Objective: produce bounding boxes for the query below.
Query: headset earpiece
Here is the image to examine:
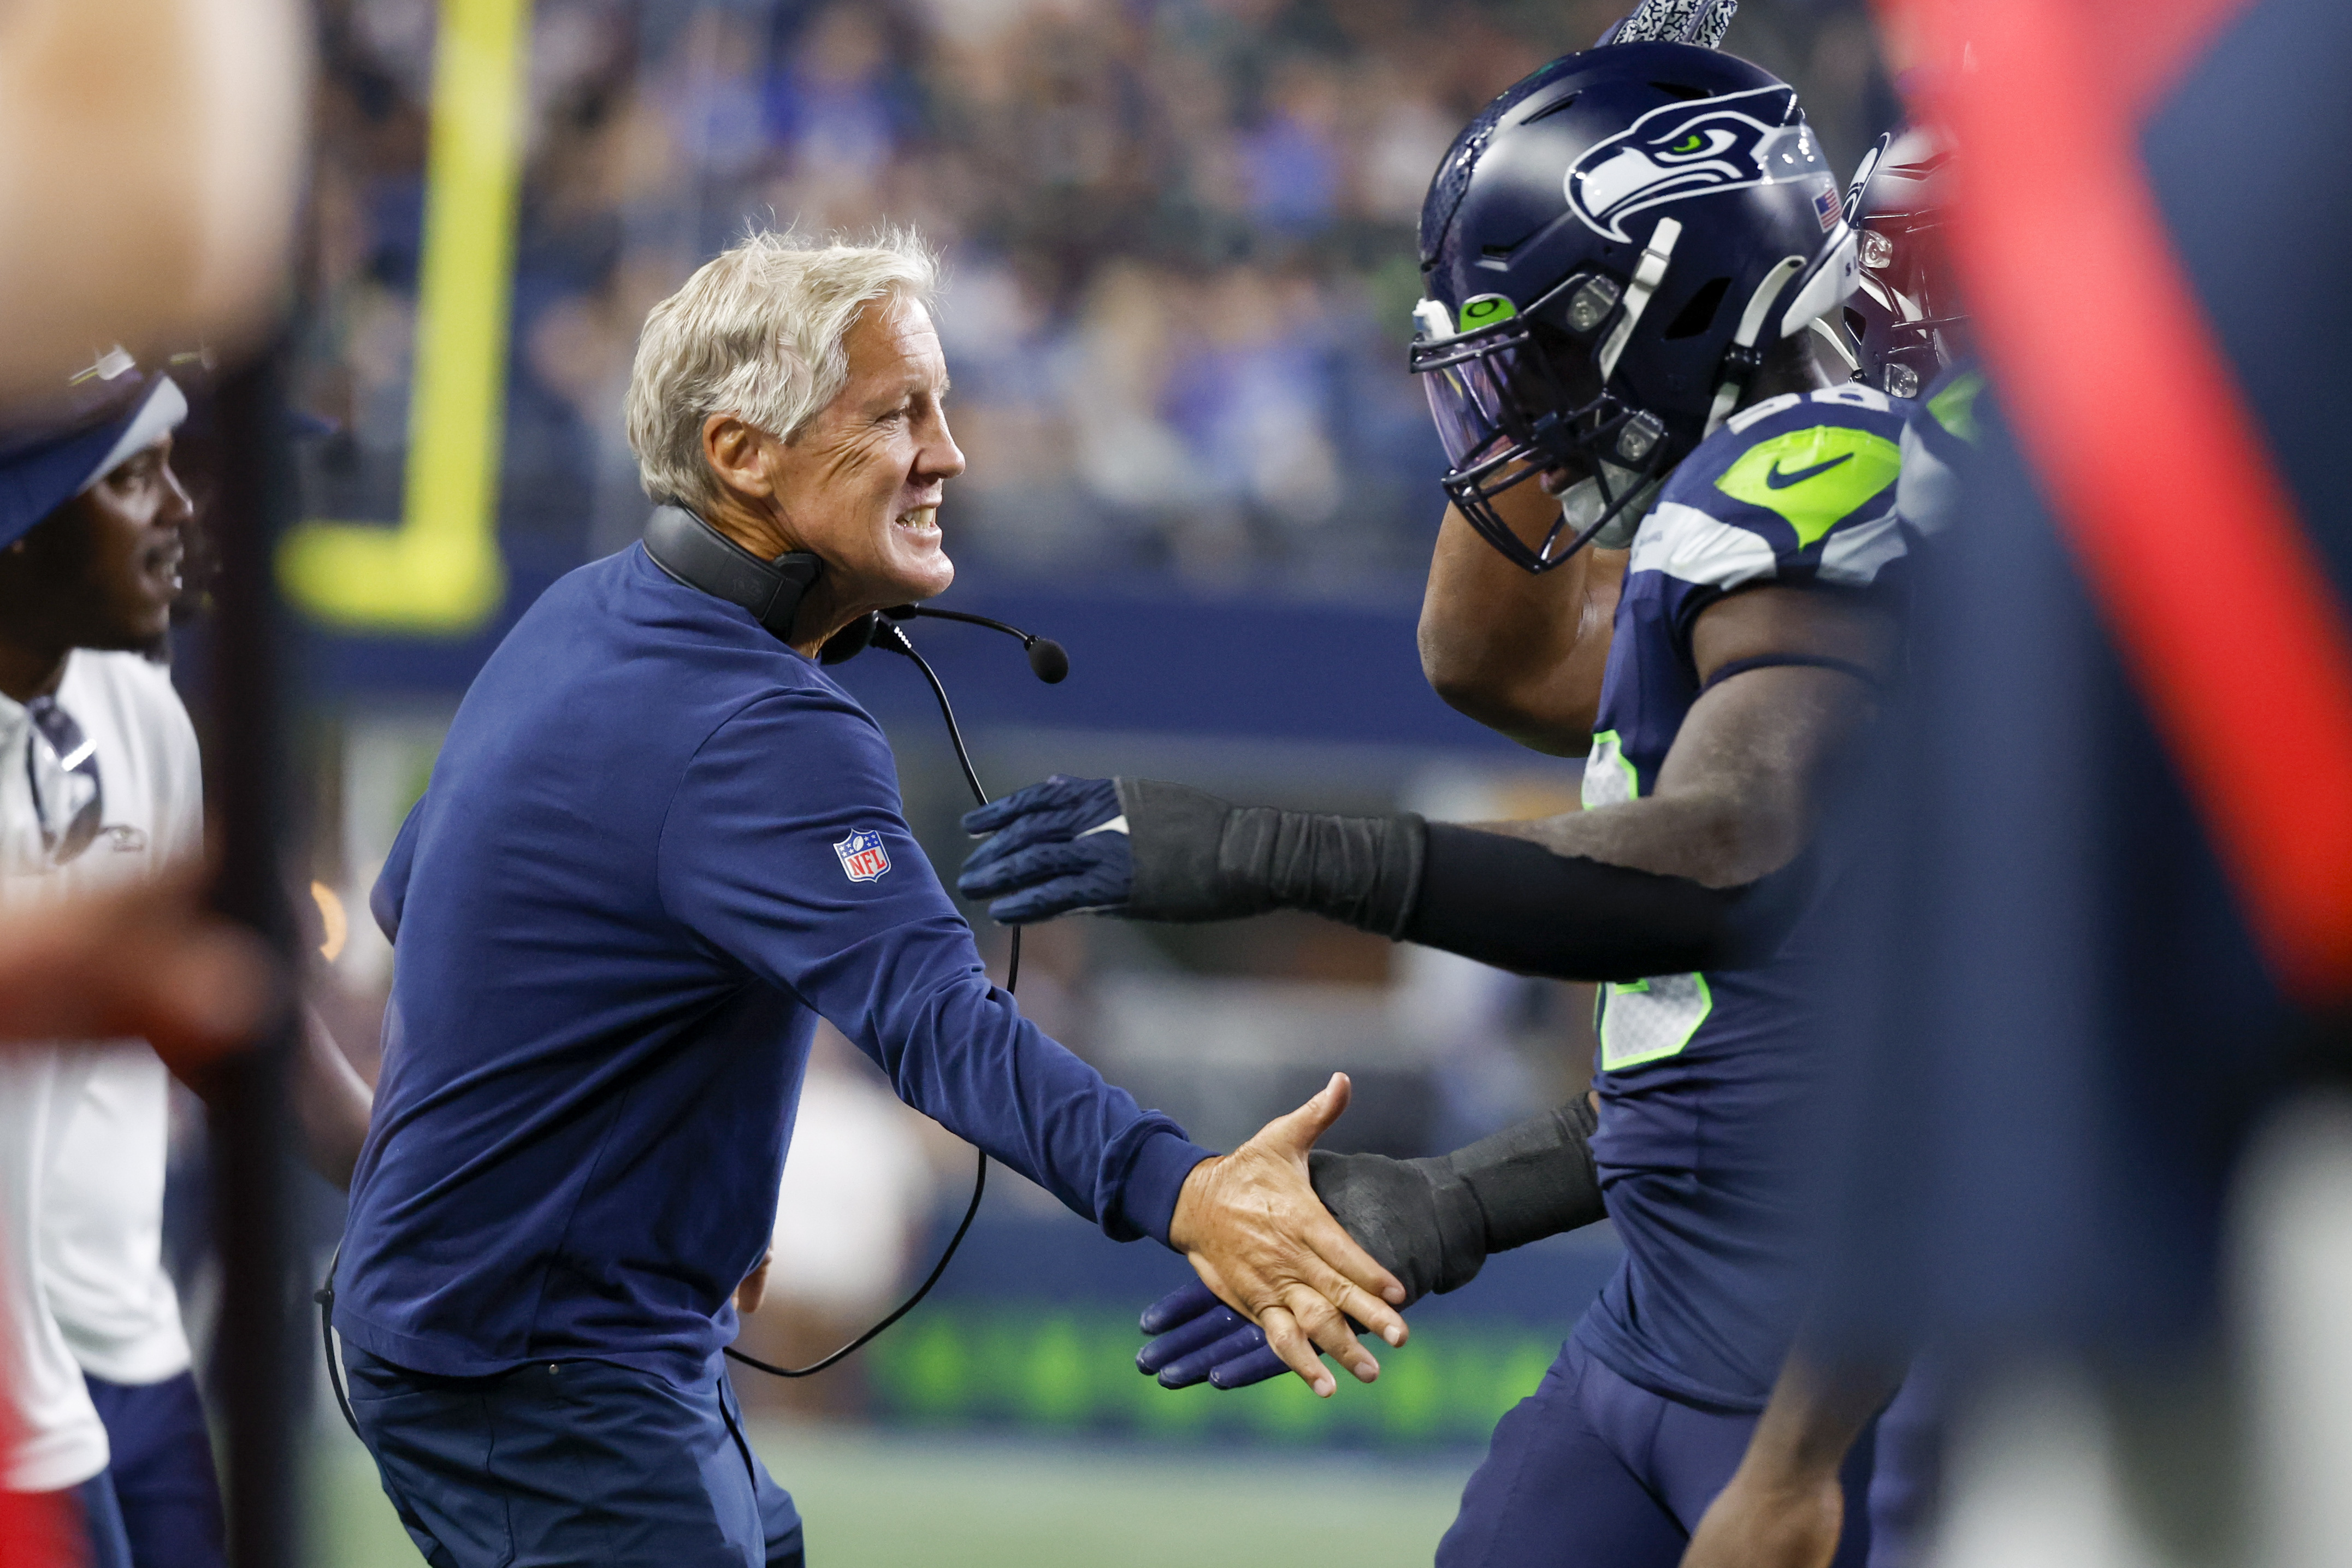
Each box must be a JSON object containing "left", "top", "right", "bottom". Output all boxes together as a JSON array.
[{"left": 641, "top": 504, "right": 826, "bottom": 644}]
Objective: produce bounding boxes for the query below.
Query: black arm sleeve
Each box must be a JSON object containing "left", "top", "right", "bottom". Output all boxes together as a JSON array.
[
  {"left": 1402, "top": 821, "right": 1809, "bottom": 983},
  {"left": 1117, "top": 777, "right": 1427, "bottom": 931},
  {"left": 1437, "top": 1093, "right": 1604, "bottom": 1259},
  {"left": 1307, "top": 1095, "right": 1607, "bottom": 1304},
  {"left": 1113, "top": 779, "right": 1805, "bottom": 980}
]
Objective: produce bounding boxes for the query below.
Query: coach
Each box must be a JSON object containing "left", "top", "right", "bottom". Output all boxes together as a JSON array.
[{"left": 333, "top": 229, "right": 1405, "bottom": 1568}]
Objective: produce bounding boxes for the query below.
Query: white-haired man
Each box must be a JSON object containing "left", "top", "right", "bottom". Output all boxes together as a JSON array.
[{"left": 332, "top": 230, "right": 1409, "bottom": 1568}]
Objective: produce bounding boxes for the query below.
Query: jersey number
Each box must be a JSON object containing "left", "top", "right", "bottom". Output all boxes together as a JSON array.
[{"left": 1584, "top": 731, "right": 1714, "bottom": 1070}]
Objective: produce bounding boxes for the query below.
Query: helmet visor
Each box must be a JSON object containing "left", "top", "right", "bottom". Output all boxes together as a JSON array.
[
  {"left": 1421, "top": 347, "right": 1520, "bottom": 473},
  {"left": 1410, "top": 323, "right": 1669, "bottom": 575}
]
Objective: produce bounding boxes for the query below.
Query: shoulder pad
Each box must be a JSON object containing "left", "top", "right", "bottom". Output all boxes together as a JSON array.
[
  {"left": 1638, "top": 387, "right": 1911, "bottom": 590},
  {"left": 1711, "top": 422, "right": 1903, "bottom": 549}
]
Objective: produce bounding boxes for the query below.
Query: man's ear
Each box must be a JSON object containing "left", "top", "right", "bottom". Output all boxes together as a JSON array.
[{"left": 700, "top": 413, "right": 776, "bottom": 502}]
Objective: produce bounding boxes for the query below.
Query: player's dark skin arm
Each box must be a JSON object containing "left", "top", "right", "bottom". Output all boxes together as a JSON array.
[
  {"left": 961, "top": 587, "right": 1898, "bottom": 970},
  {"left": 1681, "top": 1351, "right": 1907, "bottom": 1568},
  {"left": 1418, "top": 480, "right": 1627, "bottom": 758},
  {"left": 1475, "top": 584, "right": 1899, "bottom": 887}
]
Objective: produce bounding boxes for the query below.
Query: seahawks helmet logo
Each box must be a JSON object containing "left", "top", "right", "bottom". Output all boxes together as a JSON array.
[{"left": 1565, "top": 86, "right": 1822, "bottom": 243}]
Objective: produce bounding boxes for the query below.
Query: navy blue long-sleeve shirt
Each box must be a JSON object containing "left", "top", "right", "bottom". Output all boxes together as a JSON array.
[{"left": 335, "top": 545, "right": 1212, "bottom": 1386}]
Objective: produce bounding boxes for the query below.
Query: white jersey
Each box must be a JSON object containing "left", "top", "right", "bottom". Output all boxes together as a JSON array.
[{"left": 0, "top": 649, "right": 200, "bottom": 1490}]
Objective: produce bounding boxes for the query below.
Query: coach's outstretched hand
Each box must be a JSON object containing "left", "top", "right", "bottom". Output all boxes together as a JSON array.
[{"left": 1165, "top": 1072, "right": 1409, "bottom": 1397}]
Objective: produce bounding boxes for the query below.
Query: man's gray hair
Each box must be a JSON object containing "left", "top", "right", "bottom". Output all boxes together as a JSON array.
[{"left": 625, "top": 228, "right": 941, "bottom": 510}]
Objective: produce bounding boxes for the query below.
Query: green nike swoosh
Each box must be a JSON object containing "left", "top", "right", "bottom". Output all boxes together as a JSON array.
[{"left": 1764, "top": 452, "right": 1855, "bottom": 489}]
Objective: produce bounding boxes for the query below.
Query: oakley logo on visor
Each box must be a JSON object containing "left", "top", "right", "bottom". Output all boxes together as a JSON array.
[{"left": 1565, "top": 86, "right": 1820, "bottom": 244}]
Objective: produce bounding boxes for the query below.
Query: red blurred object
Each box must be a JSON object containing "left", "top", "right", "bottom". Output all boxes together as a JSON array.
[
  {"left": 0, "top": 1482, "right": 82, "bottom": 1568},
  {"left": 1884, "top": 0, "right": 2352, "bottom": 1003},
  {"left": 0, "top": 1289, "right": 79, "bottom": 1568}
]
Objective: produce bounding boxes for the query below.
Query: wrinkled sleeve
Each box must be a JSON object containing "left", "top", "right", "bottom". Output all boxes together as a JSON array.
[{"left": 655, "top": 687, "right": 1211, "bottom": 1245}]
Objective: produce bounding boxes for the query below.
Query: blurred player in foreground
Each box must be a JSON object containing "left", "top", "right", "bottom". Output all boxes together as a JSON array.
[
  {"left": 961, "top": 15, "right": 1930, "bottom": 1564},
  {"left": 0, "top": 880, "right": 266, "bottom": 1060},
  {"left": 0, "top": 0, "right": 302, "bottom": 400},
  {"left": 332, "top": 230, "right": 1405, "bottom": 1568},
  {"left": 1680, "top": 120, "right": 1975, "bottom": 1568},
  {"left": 1814, "top": 2, "right": 2352, "bottom": 1564},
  {"left": 1698, "top": 1, "right": 2352, "bottom": 1563}
]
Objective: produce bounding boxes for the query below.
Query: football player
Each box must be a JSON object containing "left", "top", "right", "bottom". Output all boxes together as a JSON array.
[{"left": 959, "top": 31, "right": 1916, "bottom": 1567}]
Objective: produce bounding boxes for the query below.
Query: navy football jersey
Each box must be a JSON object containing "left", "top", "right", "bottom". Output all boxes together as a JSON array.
[{"left": 1571, "top": 383, "right": 1914, "bottom": 1411}]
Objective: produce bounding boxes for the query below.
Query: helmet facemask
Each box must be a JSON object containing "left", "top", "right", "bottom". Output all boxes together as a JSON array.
[
  {"left": 1410, "top": 269, "right": 1673, "bottom": 575},
  {"left": 1852, "top": 206, "right": 1967, "bottom": 397},
  {"left": 1843, "top": 129, "right": 1968, "bottom": 397}
]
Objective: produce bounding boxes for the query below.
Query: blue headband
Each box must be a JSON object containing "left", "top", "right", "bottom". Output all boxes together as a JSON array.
[{"left": 0, "top": 372, "right": 188, "bottom": 551}]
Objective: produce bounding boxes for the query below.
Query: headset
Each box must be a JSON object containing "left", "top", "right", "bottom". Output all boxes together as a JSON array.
[{"left": 318, "top": 504, "right": 1069, "bottom": 1434}]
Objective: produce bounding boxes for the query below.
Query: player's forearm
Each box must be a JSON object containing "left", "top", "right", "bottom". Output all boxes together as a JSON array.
[
  {"left": 1429, "top": 1094, "right": 1608, "bottom": 1258},
  {"left": 1419, "top": 503, "right": 1623, "bottom": 756},
  {"left": 1474, "top": 786, "right": 1806, "bottom": 890},
  {"left": 1098, "top": 782, "right": 1799, "bottom": 980},
  {"left": 1300, "top": 1094, "right": 1605, "bottom": 1305},
  {"left": 959, "top": 776, "right": 1810, "bottom": 979}
]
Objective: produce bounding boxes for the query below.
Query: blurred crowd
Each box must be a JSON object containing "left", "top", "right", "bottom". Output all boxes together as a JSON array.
[{"left": 298, "top": 0, "right": 1888, "bottom": 590}]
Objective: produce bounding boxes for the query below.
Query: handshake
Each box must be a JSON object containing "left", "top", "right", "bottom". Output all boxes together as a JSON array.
[
  {"left": 1154, "top": 1082, "right": 1605, "bottom": 1395},
  {"left": 962, "top": 772, "right": 1613, "bottom": 1396}
]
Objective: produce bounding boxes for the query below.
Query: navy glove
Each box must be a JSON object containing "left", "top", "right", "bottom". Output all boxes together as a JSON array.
[
  {"left": 959, "top": 775, "right": 1133, "bottom": 924},
  {"left": 964, "top": 776, "right": 1425, "bottom": 933},
  {"left": 1134, "top": 1279, "right": 1292, "bottom": 1389}
]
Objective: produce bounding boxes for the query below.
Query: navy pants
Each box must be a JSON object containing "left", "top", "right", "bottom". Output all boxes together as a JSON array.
[
  {"left": 345, "top": 1348, "right": 805, "bottom": 1568},
  {"left": 1437, "top": 1339, "right": 1876, "bottom": 1568},
  {"left": 85, "top": 1370, "right": 226, "bottom": 1568}
]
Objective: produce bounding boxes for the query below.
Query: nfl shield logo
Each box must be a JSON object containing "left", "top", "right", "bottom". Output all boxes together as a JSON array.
[{"left": 834, "top": 829, "right": 891, "bottom": 883}]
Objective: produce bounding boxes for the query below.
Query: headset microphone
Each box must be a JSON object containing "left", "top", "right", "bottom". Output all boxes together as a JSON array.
[{"left": 883, "top": 605, "right": 1069, "bottom": 685}]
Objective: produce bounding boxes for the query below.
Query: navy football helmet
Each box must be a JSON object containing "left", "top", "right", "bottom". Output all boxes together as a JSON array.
[
  {"left": 1411, "top": 43, "right": 1858, "bottom": 572},
  {"left": 1841, "top": 126, "right": 1967, "bottom": 398}
]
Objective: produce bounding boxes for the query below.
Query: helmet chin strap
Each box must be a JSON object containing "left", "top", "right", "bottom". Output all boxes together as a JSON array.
[
  {"left": 1703, "top": 254, "right": 1807, "bottom": 436},
  {"left": 1567, "top": 461, "right": 1663, "bottom": 553}
]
